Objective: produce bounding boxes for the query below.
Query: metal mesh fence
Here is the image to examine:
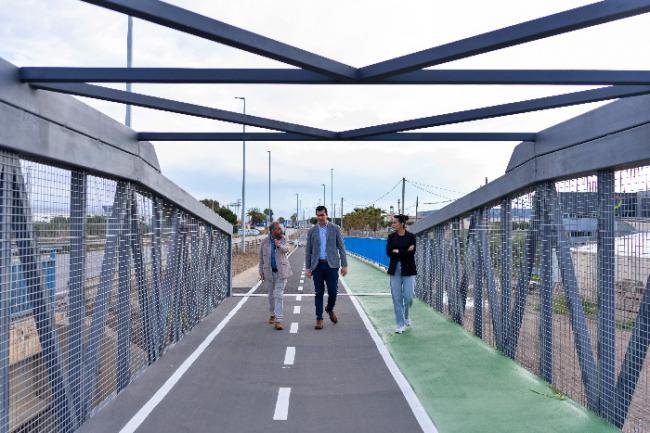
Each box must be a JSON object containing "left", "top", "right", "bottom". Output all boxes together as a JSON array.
[
  {"left": 415, "top": 167, "right": 650, "bottom": 433},
  {"left": 0, "top": 150, "right": 231, "bottom": 432}
]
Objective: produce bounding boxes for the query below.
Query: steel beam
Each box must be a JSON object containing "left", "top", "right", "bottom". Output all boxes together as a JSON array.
[
  {"left": 473, "top": 211, "right": 483, "bottom": 339},
  {"left": 78, "top": 0, "right": 356, "bottom": 79},
  {"left": 82, "top": 181, "right": 128, "bottom": 418},
  {"left": 30, "top": 82, "right": 336, "bottom": 138},
  {"left": 116, "top": 187, "right": 132, "bottom": 393},
  {"left": 68, "top": 171, "right": 86, "bottom": 424},
  {"left": 547, "top": 184, "right": 599, "bottom": 411},
  {"left": 505, "top": 190, "right": 540, "bottom": 359},
  {"left": 137, "top": 132, "right": 536, "bottom": 142},
  {"left": 359, "top": 0, "right": 650, "bottom": 79},
  {"left": 500, "top": 198, "right": 512, "bottom": 356},
  {"left": 150, "top": 197, "right": 163, "bottom": 357},
  {"left": 613, "top": 275, "right": 650, "bottom": 427},
  {"left": 479, "top": 209, "right": 503, "bottom": 351},
  {"left": 539, "top": 185, "right": 553, "bottom": 383},
  {"left": 597, "top": 171, "right": 616, "bottom": 422},
  {"left": 339, "top": 85, "right": 650, "bottom": 139},
  {"left": 12, "top": 163, "right": 76, "bottom": 431},
  {"left": 22, "top": 67, "right": 650, "bottom": 85}
]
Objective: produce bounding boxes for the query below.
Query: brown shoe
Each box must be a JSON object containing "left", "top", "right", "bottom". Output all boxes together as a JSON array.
[
  {"left": 274, "top": 321, "right": 284, "bottom": 330},
  {"left": 314, "top": 319, "right": 324, "bottom": 330},
  {"left": 326, "top": 309, "right": 338, "bottom": 324},
  {"left": 268, "top": 315, "right": 275, "bottom": 324}
]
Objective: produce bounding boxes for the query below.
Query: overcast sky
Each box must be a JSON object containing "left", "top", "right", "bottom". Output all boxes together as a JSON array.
[{"left": 3, "top": 0, "right": 650, "bottom": 220}]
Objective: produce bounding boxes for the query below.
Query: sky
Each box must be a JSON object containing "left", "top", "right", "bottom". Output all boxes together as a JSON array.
[{"left": 3, "top": 0, "right": 650, "bottom": 221}]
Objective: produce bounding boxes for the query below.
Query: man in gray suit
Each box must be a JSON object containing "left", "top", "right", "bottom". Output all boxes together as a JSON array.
[{"left": 305, "top": 206, "right": 348, "bottom": 329}]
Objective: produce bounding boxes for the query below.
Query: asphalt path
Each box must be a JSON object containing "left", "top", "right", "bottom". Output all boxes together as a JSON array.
[{"left": 79, "top": 246, "right": 423, "bottom": 433}]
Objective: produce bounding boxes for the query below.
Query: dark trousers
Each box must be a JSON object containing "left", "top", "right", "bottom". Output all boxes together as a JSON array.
[{"left": 313, "top": 261, "right": 339, "bottom": 320}]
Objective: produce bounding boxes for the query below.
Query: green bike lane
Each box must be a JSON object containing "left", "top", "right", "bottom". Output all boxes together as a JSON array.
[{"left": 342, "top": 256, "right": 620, "bottom": 433}]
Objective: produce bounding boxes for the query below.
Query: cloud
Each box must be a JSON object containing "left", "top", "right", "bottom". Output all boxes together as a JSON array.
[{"left": 2, "top": 0, "right": 649, "bottom": 218}]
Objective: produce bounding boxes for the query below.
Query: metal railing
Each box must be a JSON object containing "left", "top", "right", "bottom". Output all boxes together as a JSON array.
[
  {"left": 411, "top": 95, "right": 650, "bottom": 433},
  {"left": 0, "top": 58, "right": 232, "bottom": 432}
]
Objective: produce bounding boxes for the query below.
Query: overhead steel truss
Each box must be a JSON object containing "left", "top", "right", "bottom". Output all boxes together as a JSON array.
[{"left": 24, "top": 0, "right": 650, "bottom": 143}]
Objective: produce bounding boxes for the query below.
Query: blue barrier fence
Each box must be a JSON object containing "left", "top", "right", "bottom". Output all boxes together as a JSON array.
[
  {"left": 343, "top": 237, "right": 388, "bottom": 269},
  {"left": 10, "top": 250, "right": 56, "bottom": 317}
]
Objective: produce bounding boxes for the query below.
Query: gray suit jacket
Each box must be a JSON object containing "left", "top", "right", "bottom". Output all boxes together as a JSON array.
[{"left": 305, "top": 222, "right": 348, "bottom": 271}]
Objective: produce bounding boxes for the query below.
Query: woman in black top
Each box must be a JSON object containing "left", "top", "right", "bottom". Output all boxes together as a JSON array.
[{"left": 386, "top": 214, "right": 417, "bottom": 333}]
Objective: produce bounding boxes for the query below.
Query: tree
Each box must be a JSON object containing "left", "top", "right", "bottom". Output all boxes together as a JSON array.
[
  {"left": 342, "top": 206, "right": 387, "bottom": 231},
  {"left": 247, "top": 208, "right": 266, "bottom": 226},
  {"left": 290, "top": 213, "right": 297, "bottom": 225},
  {"left": 263, "top": 208, "right": 274, "bottom": 220},
  {"left": 201, "top": 198, "right": 238, "bottom": 229}
]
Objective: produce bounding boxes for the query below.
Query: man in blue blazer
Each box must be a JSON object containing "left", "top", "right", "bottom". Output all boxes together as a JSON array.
[{"left": 305, "top": 206, "right": 348, "bottom": 329}]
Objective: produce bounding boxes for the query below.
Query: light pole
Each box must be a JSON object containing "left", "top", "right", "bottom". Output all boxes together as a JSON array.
[
  {"left": 267, "top": 150, "right": 271, "bottom": 227},
  {"left": 295, "top": 193, "right": 299, "bottom": 228},
  {"left": 235, "top": 96, "right": 246, "bottom": 252},
  {"left": 321, "top": 184, "right": 326, "bottom": 211},
  {"left": 330, "top": 168, "right": 334, "bottom": 219}
]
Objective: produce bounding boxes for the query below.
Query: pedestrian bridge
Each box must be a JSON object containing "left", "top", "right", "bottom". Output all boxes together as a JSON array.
[{"left": 2, "top": 1, "right": 650, "bottom": 432}]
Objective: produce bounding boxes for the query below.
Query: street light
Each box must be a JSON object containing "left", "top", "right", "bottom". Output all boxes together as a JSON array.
[
  {"left": 321, "top": 184, "right": 326, "bottom": 211},
  {"left": 267, "top": 150, "right": 271, "bottom": 227},
  {"left": 235, "top": 96, "right": 246, "bottom": 252}
]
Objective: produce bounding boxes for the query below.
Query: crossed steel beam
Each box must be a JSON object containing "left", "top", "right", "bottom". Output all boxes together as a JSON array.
[{"left": 26, "top": 0, "right": 650, "bottom": 142}]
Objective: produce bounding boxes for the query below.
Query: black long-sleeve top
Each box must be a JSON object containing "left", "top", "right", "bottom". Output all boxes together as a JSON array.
[{"left": 386, "top": 231, "right": 417, "bottom": 276}]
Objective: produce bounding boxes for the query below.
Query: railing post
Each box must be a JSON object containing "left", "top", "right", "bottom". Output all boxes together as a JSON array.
[
  {"left": 474, "top": 211, "right": 484, "bottom": 339},
  {"left": 116, "top": 185, "right": 133, "bottom": 393},
  {"left": 597, "top": 170, "right": 616, "bottom": 421},
  {"left": 150, "top": 197, "right": 163, "bottom": 357},
  {"left": 68, "top": 171, "right": 86, "bottom": 423},
  {"left": 539, "top": 184, "right": 553, "bottom": 383},
  {"left": 0, "top": 166, "right": 10, "bottom": 433},
  {"left": 501, "top": 198, "right": 512, "bottom": 350}
]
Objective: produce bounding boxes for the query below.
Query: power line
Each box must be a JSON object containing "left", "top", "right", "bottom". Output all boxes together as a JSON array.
[
  {"left": 405, "top": 179, "right": 464, "bottom": 195},
  {"left": 348, "top": 179, "right": 402, "bottom": 208},
  {"left": 407, "top": 181, "right": 455, "bottom": 200}
]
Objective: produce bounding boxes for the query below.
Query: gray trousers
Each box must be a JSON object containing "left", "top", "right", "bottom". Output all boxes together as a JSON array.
[{"left": 265, "top": 273, "right": 287, "bottom": 321}]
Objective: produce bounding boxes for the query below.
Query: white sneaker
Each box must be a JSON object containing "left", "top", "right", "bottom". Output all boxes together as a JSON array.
[
  {"left": 405, "top": 319, "right": 411, "bottom": 327},
  {"left": 395, "top": 325, "right": 405, "bottom": 334}
]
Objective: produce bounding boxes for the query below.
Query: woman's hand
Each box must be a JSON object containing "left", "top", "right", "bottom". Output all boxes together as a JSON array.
[
  {"left": 392, "top": 249, "right": 399, "bottom": 254},
  {"left": 407, "top": 245, "right": 415, "bottom": 252}
]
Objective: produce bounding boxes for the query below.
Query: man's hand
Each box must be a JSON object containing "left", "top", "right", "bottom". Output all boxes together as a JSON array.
[
  {"left": 305, "top": 270, "right": 312, "bottom": 278},
  {"left": 341, "top": 266, "right": 348, "bottom": 277},
  {"left": 407, "top": 245, "right": 415, "bottom": 252}
]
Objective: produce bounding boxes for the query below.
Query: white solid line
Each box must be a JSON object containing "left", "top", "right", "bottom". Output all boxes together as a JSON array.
[
  {"left": 289, "top": 322, "right": 299, "bottom": 334},
  {"left": 273, "top": 387, "right": 291, "bottom": 420},
  {"left": 298, "top": 286, "right": 303, "bottom": 291},
  {"left": 119, "top": 280, "right": 263, "bottom": 433},
  {"left": 296, "top": 294, "right": 302, "bottom": 301},
  {"left": 340, "top": 278, "right": 439, "bottom": 433},
  {"left": 293, "top": 305, "right": 301, "bottom": 314},
  {"left": 284, "top": 347, "right": 296, "bottom": 366}
]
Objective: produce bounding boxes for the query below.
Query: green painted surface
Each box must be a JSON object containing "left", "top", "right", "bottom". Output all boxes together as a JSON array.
[{"left": 343, "top": 257, "right": 620, "bottom": 433}]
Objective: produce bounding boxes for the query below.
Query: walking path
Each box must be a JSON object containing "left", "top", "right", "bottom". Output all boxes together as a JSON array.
[{"left": 79, "top": 247, "right": 427, "bottom": 433}]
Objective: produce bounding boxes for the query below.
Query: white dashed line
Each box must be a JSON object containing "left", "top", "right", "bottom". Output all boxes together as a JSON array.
[
  {"left": 289, "top": 322, "right": 299, "bottom": 333},
  {"left": 293, "top": 305, "right": 301, "bottom": 314},
  {"left": 298, "top": 286, "right": 303, "bottom": 291},
  {"left": 300, "top": 279, "right": 304, "bottom": 284},
  {"left": 283, "top": 347, "right": 296, "bottom": 366},
  {"left": 273, "top": 388, "right": 291, "bottom": 420},
  {"left": 296, "top": 294, "right": 302, "bottom": 301}
]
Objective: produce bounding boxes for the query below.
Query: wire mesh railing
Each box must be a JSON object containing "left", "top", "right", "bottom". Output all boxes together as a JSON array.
[{"left": 413, "top": 164, "right": 650, "bottom": 432}]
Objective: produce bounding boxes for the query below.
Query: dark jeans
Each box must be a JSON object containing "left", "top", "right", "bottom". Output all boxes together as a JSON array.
[{"left": 313, "top": 261, "right": 339, "bottom": 320}]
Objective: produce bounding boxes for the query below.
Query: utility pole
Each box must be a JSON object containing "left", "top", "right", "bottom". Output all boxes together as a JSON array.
[
  {"left": 415, "top": 195, "right": 419, "bottom": 222},
  {"left": 125, "top": 16, "right": 133, "bottom": 127},
  {"left": 296, "top": 193, "right": 299, "bottom": 228},
  {"left": 401, "top": 177, "right": 406, "bottom": 214},
  {"left": 398, "top": 199, "right": 401, "bottom": 215},
  {"left": 340, "top": 197, "right": 344, "bottom": 231},
  {"left": 331, "top": 168, "right": 334, "bottom": 219},
  {"left": 235, "top": 97, "right": 246, "bottom": 252},
  {"left": 321, "top": 184, "right": 326, "bottom": 211}
]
